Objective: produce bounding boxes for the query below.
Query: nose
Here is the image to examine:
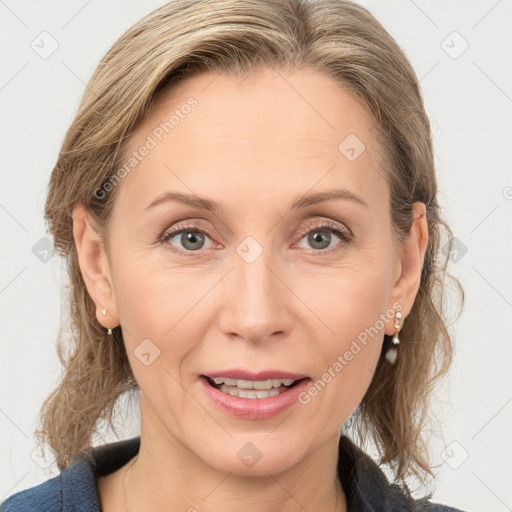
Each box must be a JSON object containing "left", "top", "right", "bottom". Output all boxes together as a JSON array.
[{"left": 216, "top": 242, "right": 294, "bottom": 344}]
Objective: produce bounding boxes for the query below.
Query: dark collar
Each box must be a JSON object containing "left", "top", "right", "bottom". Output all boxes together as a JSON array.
[{"left": 337, "top": 435, "right": 416, "bottom": 510}]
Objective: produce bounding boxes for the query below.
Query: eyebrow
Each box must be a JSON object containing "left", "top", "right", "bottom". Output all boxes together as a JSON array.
[
  {"left": 145, "top": 192, "right": 223, "bottom": 213},
  {"left": 144, "top": 188, "right": 368, "bottom": 213},
  {"left": 291, "top": 189, "right": 368, "bottom": 210}
]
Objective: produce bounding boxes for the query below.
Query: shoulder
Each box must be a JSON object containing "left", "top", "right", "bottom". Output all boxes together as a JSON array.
[
  {"left": 412, "top": 495, "right": 467, "bottom": 511},
  {"left": 338, "top": 435, "right": 468, "bottom": 512},
  {"left": 375, "top": 481, "right": 467, "bottom": 512},
  {"left": 0, "top": 473, "right": 62, "bottom": 512},
  {"left": 0, "top": 437, "right": 139, "bottom": 512},
  {"left": 371, "top": 475, "right": 467, "bottom": 512},
  {"left": 0, "top": 456, "right": 98, "bottom": 512}
]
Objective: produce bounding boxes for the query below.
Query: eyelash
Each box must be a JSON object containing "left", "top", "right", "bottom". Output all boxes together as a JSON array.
[{"left": 158, "top": 219, "right": 352, "bottom": 255}]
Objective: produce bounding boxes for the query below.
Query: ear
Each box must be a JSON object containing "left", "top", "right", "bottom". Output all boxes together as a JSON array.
[
  {"left": 385, "top": 201, "right": 428, "bottom": 335},
  {"left": 72, "top": 204, "right": 119, "bottom": 331}
]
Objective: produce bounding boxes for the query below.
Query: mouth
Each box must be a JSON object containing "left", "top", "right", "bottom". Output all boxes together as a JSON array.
[
  {"left": 203, "top": 375, "right": 306, "bottom": 399},
  {"left": 199, "top": 371, "right": 312, "bottom": 419}
]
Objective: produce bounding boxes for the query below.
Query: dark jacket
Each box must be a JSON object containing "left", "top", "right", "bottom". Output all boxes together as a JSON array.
[{"left": 0, "top": 435, "right": 465, "bottom": 511}]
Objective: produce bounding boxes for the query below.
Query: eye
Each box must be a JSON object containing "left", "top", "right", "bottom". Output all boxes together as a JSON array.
[
  {"left": 159, "top": 219, "right": 352, "bottom": 255},
  {"left": 159, "top": 223, "right": 216, "bottom": 253},
  {"left": 296, "top": 220, "right": 352, "bottom": 253}
]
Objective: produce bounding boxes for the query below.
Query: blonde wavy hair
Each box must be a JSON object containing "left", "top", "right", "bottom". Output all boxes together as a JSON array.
[{"left": 37, "top": 0, "right": 464, "bottom": 494}]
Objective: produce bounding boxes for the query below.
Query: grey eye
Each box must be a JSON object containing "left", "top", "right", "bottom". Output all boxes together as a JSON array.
[
  {"left": 307, "top": 229, "right": 333, "bottom": 250},
  {"left": 177, "top": 231, "right": 206, "bottom": 251}
]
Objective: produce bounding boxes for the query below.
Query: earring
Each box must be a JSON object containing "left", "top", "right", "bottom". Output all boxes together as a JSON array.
[
  {"left": 102, "top": 307, "right": 113, "bottom": 335},
  {"left": 385, "top": 311, "right": 402, "bottom": 364},
  {"left": 392, "top": 311, "right": 402, "bottom": 345}
]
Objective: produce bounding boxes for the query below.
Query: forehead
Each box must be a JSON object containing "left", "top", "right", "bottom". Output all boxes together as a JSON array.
[
  {"left": 115, "top": 67, "right": 387, "bottom": 213},
  {"left": 142, "top": 66, "right": 376, "bottom": 149}
]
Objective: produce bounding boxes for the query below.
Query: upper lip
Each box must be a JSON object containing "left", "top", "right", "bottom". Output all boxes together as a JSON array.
[{"left": 202, "top": 369, "right": 308, "bottom": 381}]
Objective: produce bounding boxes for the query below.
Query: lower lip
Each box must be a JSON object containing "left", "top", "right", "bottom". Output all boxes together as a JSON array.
[{"left": 200, "top": 376, "right": 311, "bottom": 420}]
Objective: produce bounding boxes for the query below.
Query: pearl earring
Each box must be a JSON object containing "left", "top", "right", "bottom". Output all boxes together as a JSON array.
[
  {"left": 385, "top": 311, "right": 402, "bottom": 364},
  {"left": 102, "top": 307, "right": 113, "bottom": 335}
]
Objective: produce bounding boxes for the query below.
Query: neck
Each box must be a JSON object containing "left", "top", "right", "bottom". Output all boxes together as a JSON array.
[{"left": 121, "top": 398, "right": 347, "bottom": 512}]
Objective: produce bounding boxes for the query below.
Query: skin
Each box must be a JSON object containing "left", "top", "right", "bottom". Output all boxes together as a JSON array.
[{"left": 72, "top": 66, "right": 428, "bottom": 512}]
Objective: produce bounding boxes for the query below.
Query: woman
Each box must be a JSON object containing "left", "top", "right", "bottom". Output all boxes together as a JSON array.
[{"left": 1, "top": 0, "right": 466, "bottom": 510}]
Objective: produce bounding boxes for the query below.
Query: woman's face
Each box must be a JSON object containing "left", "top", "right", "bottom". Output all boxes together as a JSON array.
[{"left": 81, "top": 67, "right": 424, "bottom": 476}]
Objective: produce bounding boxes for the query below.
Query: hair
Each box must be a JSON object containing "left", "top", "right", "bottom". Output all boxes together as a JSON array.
[{"left": 37, "top": 0, "right": 464, "bottom": 494}]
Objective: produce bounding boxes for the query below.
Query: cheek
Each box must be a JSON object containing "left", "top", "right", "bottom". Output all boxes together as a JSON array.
[
  {"left": 294, "top": 252, "right": 393, "bottom": 339},
  {"left": 292, "top": 257, "right": 392, "bottom": 408},
  {"left": 112, "top": 259, "right": 203, "bottom": 410},
  {"left": 111, "top": 252, "right": 218, "bottom": 363}
]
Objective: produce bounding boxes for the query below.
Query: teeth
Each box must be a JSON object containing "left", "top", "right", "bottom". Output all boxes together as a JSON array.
[
  {"left": 211, "top": 377, "right": 297, "bottom": 389},
  {"left": 219, "top": 384, "right": 283, "bottom": 399}
]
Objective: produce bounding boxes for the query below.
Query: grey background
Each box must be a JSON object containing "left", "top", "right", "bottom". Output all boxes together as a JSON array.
[{"left": 1, "top": 1, "right": 511, "bottom": 510}]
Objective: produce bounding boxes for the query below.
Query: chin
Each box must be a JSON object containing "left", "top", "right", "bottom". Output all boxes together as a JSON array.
[{"left": 199, "top": 438, "right": 304, "bottom": 477}]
